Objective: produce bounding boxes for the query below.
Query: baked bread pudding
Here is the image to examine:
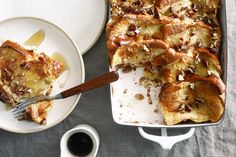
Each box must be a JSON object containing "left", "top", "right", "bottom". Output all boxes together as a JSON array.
[
  {"left": 107, "top": 0, "right": 225, "bottom": 125},
  {"left": 0, "top": 40, "right": 64, "bottom": 125}
]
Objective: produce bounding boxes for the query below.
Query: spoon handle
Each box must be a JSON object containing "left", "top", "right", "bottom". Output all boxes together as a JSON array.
[{"left": 60, "top": 71, "right": 119, "bottom": 98}]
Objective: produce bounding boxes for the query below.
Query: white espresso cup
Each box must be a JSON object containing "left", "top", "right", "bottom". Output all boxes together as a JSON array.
[{"left": 60, "top": 124, "right": 100, "bottom": 157}]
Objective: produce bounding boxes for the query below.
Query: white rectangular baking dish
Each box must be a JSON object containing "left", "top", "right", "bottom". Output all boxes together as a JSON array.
[{"left": 109, "top": 0, "right": 227, "bottom": 150}]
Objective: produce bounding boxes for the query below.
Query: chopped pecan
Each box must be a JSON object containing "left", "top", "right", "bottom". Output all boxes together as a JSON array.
[
  {"left": 20, "top": 62, "right": 31, "bottom": 70},
  {"left": 179, "top": 104, "right": 192, "bottom": 113}
]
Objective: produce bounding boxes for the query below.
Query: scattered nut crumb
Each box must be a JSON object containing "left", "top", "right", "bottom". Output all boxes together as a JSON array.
[
  {"left": 154, "top": 109, "right": 158, "bottom": 113},
  {"left": 135, "top": 94, "right": 144, "bottom": 100},
  {"left": 148, "top": 97, "right": 153, "bottom": 104},
  {"left": 122, "top": 66, "right": 133, "bottom": 73}
]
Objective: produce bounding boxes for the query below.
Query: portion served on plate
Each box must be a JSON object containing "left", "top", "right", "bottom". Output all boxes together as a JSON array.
[
  {"left": 107, "top": 0, "right": 225, "bottom": 125},
  {"left": 0, "top": 33, "right": 65, "bottom": 125}
]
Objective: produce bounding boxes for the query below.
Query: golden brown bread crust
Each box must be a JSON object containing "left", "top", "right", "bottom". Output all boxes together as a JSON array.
[
  {"left": 185, "top": 74, "right": 225, "bottom": 94},
  {"left": 107, "top": 14, "right": 167, "bottom": 66},
  {"left": 162, "top": 21, "right": 221, "bottom": 53},
  {"left": 110, "top": 39, "right": 169, "bottom": 68},
  {"left": 152, "top": 49, "right": 186, "bottom": 66},
  {"left": 159, "top": 80, "right": 224, "bottom": 125},
  {"left": 161, "top": 48, "right": 222, "bottom": 83}
]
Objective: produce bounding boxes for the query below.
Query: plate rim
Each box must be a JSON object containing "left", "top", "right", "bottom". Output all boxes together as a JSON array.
[
  {"left": 0, "top": 16, "right": 85, "bottom": 133},
  {"left": 80, "top": 0, "right": 107, "bottom": 55},
  {"left": 0, "top": 0, "right": 107, "bottom": 55}
]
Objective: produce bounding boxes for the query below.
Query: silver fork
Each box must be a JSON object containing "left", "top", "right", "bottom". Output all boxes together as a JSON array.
[{"left": 12, "top": 71, "right": 119, "bottom": 119}]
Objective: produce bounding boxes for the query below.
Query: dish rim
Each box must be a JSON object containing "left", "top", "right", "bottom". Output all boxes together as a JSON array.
[
  {"left": 108, "top": 0, "right": 228, "bottom": 128},
  {"left": 80, "top": 0, "right": 107, "bottom": 54}
]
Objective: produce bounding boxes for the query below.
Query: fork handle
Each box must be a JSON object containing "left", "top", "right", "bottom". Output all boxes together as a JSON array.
[{"left": 60, "top": 71, "right": 119, "bottom": 98}]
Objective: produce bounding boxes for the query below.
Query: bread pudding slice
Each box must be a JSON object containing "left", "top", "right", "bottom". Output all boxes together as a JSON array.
[
  {"left": 110, "top": 0, "right": 156, "bottom": 16},
  {"left": 156, "top": 0, "right": 219, "bottom": 25},
  {"left": 107, "top": 14, "right": 164, "bottom": 53},
  {"left": 107, "top": 14, "right": 167, "bottom": 67},
  {"left": 111, "top": 39, "right": 169, "bottom": 68},
  {"left": 161, "top": 48, "right": 222, "bottom": 83},
  {"left": 159, "top": 80, "right": 224, "bottom": 125},
  {"left": 163, "top": 21, "right": 221, "bottom": 53},
  {"left": 0, "top": 40, "right": 64, "bottom": 124}
]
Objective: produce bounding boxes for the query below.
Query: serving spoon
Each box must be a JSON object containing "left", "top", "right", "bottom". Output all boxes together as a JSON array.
[{"left": 12, "top": 71, "right": 119, "bottom": 118}]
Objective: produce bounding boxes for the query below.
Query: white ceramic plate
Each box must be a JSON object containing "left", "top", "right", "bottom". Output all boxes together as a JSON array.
[
  {"left": 0, "top": 0, "right": 107, "bottom": 54},
  {"left": 0, "top": 17, "right": 85, "bottom": 133}
]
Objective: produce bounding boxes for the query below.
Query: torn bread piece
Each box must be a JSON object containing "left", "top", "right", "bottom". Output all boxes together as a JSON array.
[
  {"left": 0, "top": 40, "right": 64, "bottom": 125},
  {"left": 22, "top": 101, "right": 52, "bottom": 125},
  {"left": 159, "top": 80, "right": 224, "bottom": 125}
]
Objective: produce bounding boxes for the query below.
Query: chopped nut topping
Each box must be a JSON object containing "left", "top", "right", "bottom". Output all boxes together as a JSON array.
[
  {"left": 20, "top": 62, "right": 30, "bottom": 70},
  {"left": 180, "top": 15, "right": 185, "bottom": 20},
  {"left": 139, "top": 76, "right": 147, "bottom": 85},
  {"left": 179, "top": 104, "right": 185, "bottom": 113},
  {"left": 128, "top": 24, "right": 136, "bottom": 32},
  {"left": 209, "top": 43, "right": 215, "bottom": 48},
  {"left": 195, "top": 97, "right": 205, "bottom": 108},
  {"left": 135, "top": 93, "right": 144, "bottom": 100},
  {"left": 126, "top": 31, "right": 136, "bottom": 36},
  {"left": 194, "top": 54, "right": 201, "bottom": 64},
  {"left": 177, "top": 74, "right": 185, "bottom": 81},
  {"left": 179, "top": 104, "right": 192, "bottom": 113},
  {"left": 195, "top": 97, "right": 205, "bottom": 103},
  {"left": 189, "top": 83, "right": 195, "bottom": 89},
  {"left": 126, "top": 24, "right": 140, "bottom": 36},
  {"left": 185, "top": 104, "right": 192, "bottom": 112},
  {"left": 185, "top": 68, "right": 195, "bottom": 74},
  {"left": 154, "top": 79, "right": 162, "bottom": 87},
  {"left": 132, "top": 0, "right": 144, "bottom": 8},
  {"left": 201, "top": 59, "right": 209, "bottom": 68},
  {"left": 143, "top": 45, "right": 150, "bottom": 52},
  {"left": 122, "top": 66, "right": 133, "bottom": 73},
  {"left": 207, "top": 70, "right": 216, "bottom": 76}
]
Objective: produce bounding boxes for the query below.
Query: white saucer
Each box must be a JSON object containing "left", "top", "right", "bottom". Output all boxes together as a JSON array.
[
  {"left": 0, "top": 0, "right": 107, "bottom": 54},
  {"left": 0, "top": 17, "right": 85, "bottom": 133}
]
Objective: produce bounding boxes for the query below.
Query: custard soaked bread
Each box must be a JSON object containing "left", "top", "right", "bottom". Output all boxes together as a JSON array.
[
  {"left": 107, "top": 0, "right": 225, "bottom": 125},
  {"left": 107, "top": 14, "right": 221, "bottom": 68},
  {"left": 0, "top": 40, "right": 64, "bottom": 124},
  {"left": 159, "top": 79, "right": 224, "bottom": 125}
]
